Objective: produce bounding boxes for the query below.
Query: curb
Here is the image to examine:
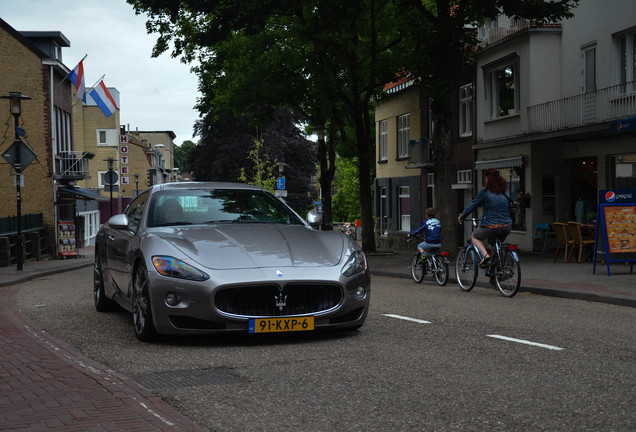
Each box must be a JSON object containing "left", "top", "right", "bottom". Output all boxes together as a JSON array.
[
  {"left": 0, "top": 261, "right": 93, "bottom": 288},
  {"left": 368, "top": 269, "right": 636, "bottom": 308}
]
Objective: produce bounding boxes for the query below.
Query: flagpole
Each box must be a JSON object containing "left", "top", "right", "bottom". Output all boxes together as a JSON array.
[
  {"left": 88, "top": 74, "right": 106, "bottom": 89},
  {"left": 55, "top": 54, "right": 88, "bottom": 91},
  {"left": 71, "top": 74, "right": 105, "bottom": 108}
]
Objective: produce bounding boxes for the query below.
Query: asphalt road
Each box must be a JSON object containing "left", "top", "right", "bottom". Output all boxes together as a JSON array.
[{"left": 14, "top": 269, "right": 636, "bottom": 431}]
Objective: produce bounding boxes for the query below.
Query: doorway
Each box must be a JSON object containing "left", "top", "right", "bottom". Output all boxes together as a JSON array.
[{"left": 570, "top": 157, "right": 597, "bottom": 223}]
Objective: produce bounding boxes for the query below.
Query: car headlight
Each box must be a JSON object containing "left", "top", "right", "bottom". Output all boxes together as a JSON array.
[
  {"left": 341, "top": 250, "right": 367, "bottom": 277},
  {"left": 152, "top": 256, "right": 209, "bottom": 281}
]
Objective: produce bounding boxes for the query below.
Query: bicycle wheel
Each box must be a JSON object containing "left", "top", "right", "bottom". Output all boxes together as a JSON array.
[
  {"left": 455, "top": 247, "right": 477, "bottom": 291},
  {"left": 495, "top": 248, "right": 521, "bottom": 297},
  {"left": 433, "top": 255, "right": 449, "bottom": 286},
  {"left": 411, "top": 254, "right": 425, "bottom": 283}
]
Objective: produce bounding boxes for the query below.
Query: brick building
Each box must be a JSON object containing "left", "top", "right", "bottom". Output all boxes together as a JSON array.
[{"left": 0, "top": 18, "right": 78, "bottom": 263}]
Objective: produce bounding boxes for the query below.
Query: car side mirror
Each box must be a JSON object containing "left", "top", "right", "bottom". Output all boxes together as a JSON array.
[
  {"left": 306, "top": 211, "right": 322, "bottom": 228},
  {"left": 107, "top": 214, "right": 129, "bottom": 230}
]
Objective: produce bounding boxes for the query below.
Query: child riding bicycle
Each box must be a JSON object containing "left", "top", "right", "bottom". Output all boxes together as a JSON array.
[{"left": 407, "top": 207, "right": 442, "bottom": 262}]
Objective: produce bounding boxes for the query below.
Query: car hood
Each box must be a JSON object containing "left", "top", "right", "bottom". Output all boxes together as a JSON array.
[{"left": 149, "top": 224, "right": 346, "bottom": 270}]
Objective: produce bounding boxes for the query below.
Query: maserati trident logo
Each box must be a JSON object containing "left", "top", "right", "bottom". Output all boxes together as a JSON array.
[{"left": 274, "top": 286, "right": 287, "bottom": 311}]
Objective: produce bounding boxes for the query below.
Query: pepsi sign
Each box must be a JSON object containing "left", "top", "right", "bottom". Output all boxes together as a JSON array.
[{"left": 599, "top": 190, "right": 635, "bottom": 204}]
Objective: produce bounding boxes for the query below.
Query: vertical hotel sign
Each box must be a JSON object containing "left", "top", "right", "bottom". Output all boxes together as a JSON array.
[
  {"left": 119, "top": 135, "right": 129, "bottom": 187},
  {"left": 593, "top": 189, "right": 636, "bottom": 275}
]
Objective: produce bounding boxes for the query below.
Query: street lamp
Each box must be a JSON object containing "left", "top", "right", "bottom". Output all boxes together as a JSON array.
[
  {"left": 134, "top": 173, "right": 139, "bottom": 197},
  {"left": 1, "top": 91, "right": 31, "bottom": 271},
  {"left": 106, "top": 157, "right": 115, "bottom": 216}
]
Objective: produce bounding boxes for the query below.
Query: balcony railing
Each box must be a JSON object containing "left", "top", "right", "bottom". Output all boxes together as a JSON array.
[
  {"left": 527, "top": 81, "right": 636, "bottom": 134},
  {"left": 477, "top": 20, "right": 562, "bottom": 48},
  {"left": 407, "top": 138, "right": 433, "bottom": 168},
  {"left": 55, "top": 151, "right": 89, "bottom": 179}
]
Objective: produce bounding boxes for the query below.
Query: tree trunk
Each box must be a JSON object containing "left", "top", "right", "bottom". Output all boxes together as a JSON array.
[
  {"left": 353, "top": 112, "right": 376, "bottom": 253},
  {"left": 432, "top": 99, "right": 459, "bottom": 259}
]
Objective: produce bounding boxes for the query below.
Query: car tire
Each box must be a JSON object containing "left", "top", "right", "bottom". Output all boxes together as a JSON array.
[
  {"left": 93, "top": 249, "right": 115, "bottom": 312},
  {"left": 132, "top": 262, "right": 158, "bottom": 342}
]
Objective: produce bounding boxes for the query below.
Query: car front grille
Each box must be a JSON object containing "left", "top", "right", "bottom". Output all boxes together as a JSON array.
[{"left": 214, "top": 283, "right": 343, "bottom": 317}]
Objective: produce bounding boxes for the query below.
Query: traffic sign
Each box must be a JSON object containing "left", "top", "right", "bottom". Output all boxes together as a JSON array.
[
  {"left": 277, "top": 177, "right": 286, "bottom": 190},
  {"left": 104, "top": 170, "right": 119, "bottom": 185},
  {"left": 2, "top": 140, "right": 37, "bottom": 171},
  {"left": 275, "top": 190, "right": 288, "bottom": 197}
]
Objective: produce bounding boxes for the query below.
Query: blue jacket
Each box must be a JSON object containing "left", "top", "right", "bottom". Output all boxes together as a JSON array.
[
  {"left": 410, "top": 218, "right": 442, "bottom": 244},
  {"left": 461, "top": 188, "right": 512, "bottom": 226}
]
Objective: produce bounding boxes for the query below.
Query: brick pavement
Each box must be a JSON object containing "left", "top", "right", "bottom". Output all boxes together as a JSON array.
[{"left": 0, "top": 284, "right": 207, "bottom": 431}]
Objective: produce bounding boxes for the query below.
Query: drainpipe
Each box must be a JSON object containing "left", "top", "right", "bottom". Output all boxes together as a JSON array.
[{"left": 50, "top": 65, "right": 59, "bottom": 254}]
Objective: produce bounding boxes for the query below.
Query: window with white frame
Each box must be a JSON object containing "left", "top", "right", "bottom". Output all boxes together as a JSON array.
[
  {"left": 397, "top": 114, "right": 410, "bottom": 158},
  {"left": 398, "top": 186, "right": 410, "bottom": 232},
  {"left": 427, "top": 173, "right": 434, "bottom": 187},
  {"left": 457, "top": 170, "right": 472, "bottom": 183},
  {"left": 615, "top": 29, "right": 636, "bottom": 92},
  {"left": 582, "top": 44, "right": 596, "bottom": 93},
  {"left": 459, "top": 83, "right": 473, "bottom": 136},
  {"left": 55, "top": 107, "right": 72, "bottom": 153},
  {"left": 379, "top": 120, "right": 388, "bottom": 161},
  {"left": 96, "top": 128, "right": 118, "bottom": 146},
  {"left": 485, "top": 57, "right": 519, "bottom": 119}
]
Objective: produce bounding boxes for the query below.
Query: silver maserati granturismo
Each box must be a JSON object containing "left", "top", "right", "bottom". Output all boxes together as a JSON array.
[{"left": 93, "top": 182, "right": 370, "bottom": 341}]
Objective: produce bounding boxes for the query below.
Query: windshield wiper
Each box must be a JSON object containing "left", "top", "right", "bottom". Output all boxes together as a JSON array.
[{"left": 156, "top": 221, "right": 193, "bottom": 227}]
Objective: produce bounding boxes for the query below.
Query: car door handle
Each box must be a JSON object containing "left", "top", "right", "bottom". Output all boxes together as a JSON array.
[{"left": 108, "top": 235, "right": 115, "bottom": 241}]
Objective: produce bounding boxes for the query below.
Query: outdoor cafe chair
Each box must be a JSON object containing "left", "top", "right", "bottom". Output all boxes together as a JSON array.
[
  {"left": 567, "top": 221, "right": 595, "bottom": 263},
  {"left": 532, "top": 222, "right": 556, "bottom": 253},
  {"left": 551, "top": 222, "right": 573, "bottom": 263}
]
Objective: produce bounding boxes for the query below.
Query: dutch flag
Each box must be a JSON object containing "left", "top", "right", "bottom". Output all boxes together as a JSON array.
[
  {"left": 67, "top": 60, "right": 86, "bottom": 103},
  {"left": 89, "top": 80, "right": 118, "bottom": 117}
]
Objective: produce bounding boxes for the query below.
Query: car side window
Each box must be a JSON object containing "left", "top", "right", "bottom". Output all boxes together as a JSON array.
[{"left": 125, "top": 193, "right": 148, "bottom": 232}]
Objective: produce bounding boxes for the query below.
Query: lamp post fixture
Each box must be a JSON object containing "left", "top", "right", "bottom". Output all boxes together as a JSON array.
[
  {"left": 1, "top": 91, "right": 31, "bottom": 271},
  {"left": 106, "top": 157, "right": 115, "bottom": 216},
  {"left": 134, "top": 173, "right": 139, "bottom": 197}
]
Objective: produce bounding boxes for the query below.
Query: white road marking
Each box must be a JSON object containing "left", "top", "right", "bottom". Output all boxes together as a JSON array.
[
  {"left": 383, "top": 313, "right": 431, "bottom": 324},
  {"left": 487, "top": 334, "right": 564, "bottom": 351}
]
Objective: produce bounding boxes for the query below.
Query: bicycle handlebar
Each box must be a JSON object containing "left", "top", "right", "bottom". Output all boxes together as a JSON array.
[{"left": 458, "top": 216, "right": 480, "bottom": 226}]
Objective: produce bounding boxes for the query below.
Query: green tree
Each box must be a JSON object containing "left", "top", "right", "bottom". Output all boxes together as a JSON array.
[
  {"left": 238, "top": 140, "right": 277, "bottom": 193},
  {"left": 173, "top": 140, "right": 196, "bottom": 172},
  {"left": 332, "top": 157, "right": 361, "bottom": 222},
  {"left": 128, "top": 0, "right": 403, "bottom": 252},
  {"left": 189, "top": 108, "right": 317, "bottom": 212}
]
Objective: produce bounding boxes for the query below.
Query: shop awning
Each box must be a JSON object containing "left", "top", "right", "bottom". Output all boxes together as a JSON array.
[
  {"left": 58, "top": 186, "right": 107, "bottom": 201},
  {"left": 474, "top": 156, "right": 525, "bottom": 170},
  {"left": 610, "top": 115, "right": 636, "bottom": 133}
]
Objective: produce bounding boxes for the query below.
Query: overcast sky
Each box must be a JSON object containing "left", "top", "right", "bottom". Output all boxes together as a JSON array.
[{"left": 2, "top": 0, "right": 200, "bottom": 146}]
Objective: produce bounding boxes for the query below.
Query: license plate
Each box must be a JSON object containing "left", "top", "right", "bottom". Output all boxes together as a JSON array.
[{"left": 249, "top": 317, "right": 314, "bottom": 333}]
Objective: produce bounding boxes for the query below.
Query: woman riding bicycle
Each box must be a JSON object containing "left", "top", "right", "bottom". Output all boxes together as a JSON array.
[{"left": 457, "top": 168, "right": 512, "bottom": 267}]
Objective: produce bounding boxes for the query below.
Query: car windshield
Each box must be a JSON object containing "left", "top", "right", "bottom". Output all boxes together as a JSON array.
[{"left": 148, "top": 188, "right": 304, "bottom": 227}]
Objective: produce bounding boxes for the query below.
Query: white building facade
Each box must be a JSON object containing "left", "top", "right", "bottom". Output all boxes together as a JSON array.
[{"left": 473, "top": 0, "right": 636, "bottom": 251}]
